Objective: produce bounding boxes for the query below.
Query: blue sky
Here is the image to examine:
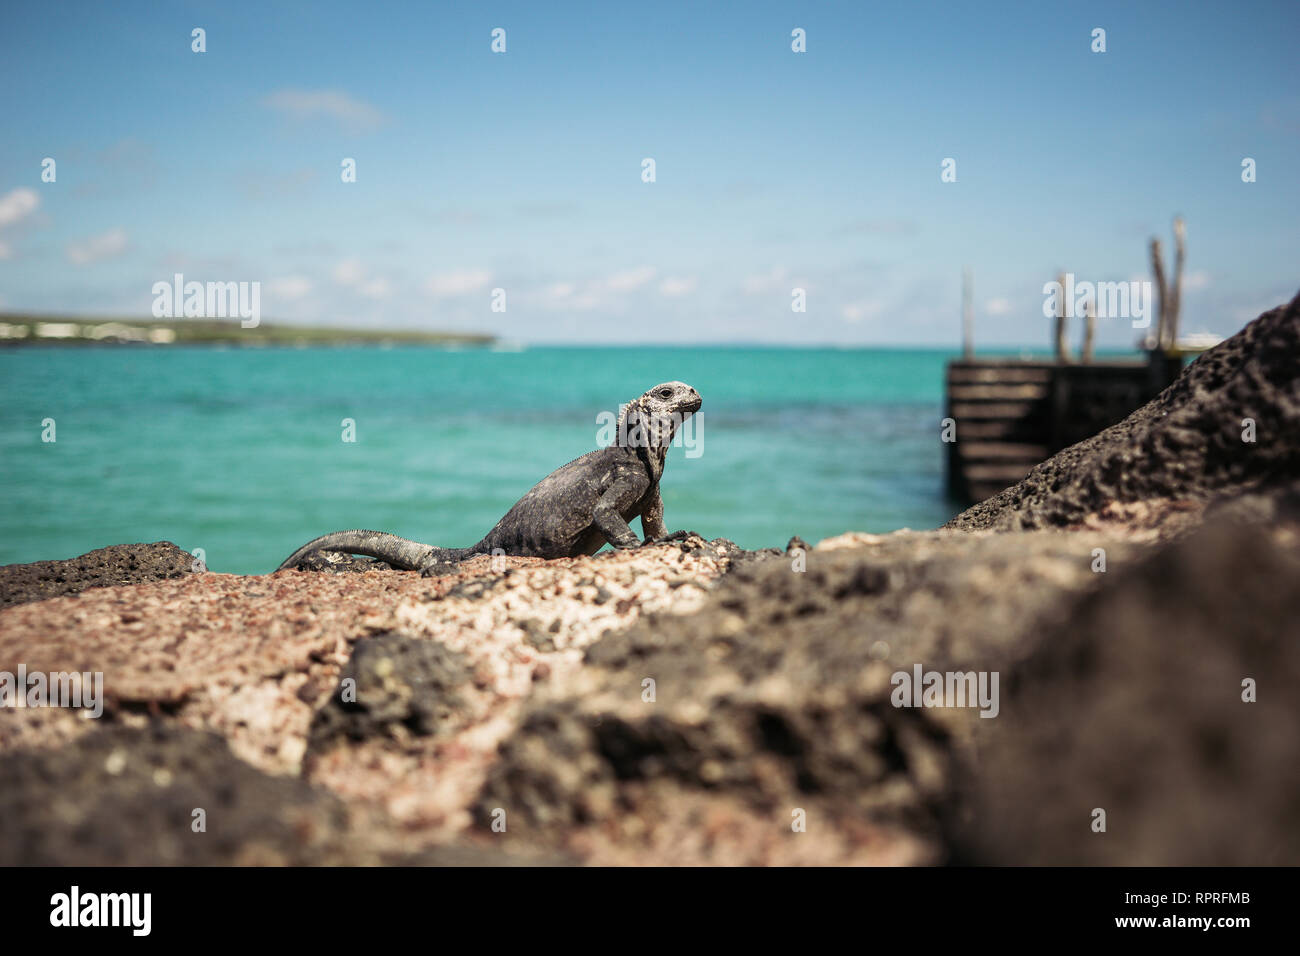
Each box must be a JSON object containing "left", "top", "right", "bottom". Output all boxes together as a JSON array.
[{"left": 1, "top": 0, "right": 1296, "bottom": 345}]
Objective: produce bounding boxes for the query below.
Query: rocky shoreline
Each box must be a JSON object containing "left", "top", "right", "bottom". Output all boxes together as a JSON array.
[{"left": 2, "top": 293, "right": 1297, "bottom": 866}]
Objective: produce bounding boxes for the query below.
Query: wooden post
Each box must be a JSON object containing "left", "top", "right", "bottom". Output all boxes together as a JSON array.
[
  {"left": 1082, "top": 293, "right": 1096, "bottom": 363},
  {"left": 1054, "top": 271, "right": 1068, "bottom": 363},
  {"left": 962, "top": 266, "right": 973, "bottom": 359},
  {"left": 1167, "top": 217, "right": 1186, "bottom": 349},
  {"left": 1150, "top": 238, "right": 1167, "bottom": 352}
]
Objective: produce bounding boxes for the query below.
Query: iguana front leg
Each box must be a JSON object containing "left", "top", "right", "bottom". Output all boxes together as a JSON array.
[
  {"left": 593, "top": 483, "right": 643, "bottom": 550},
  {"left": 640, "top": 489, "right": 667, "bottom": 541},
  {"left": 639, "top": 488, "right": 702, "bottom": 546}
]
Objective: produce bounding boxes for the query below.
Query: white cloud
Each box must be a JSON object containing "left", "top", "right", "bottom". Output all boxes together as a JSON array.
[
  {"left": 262, "top": 89, "right": 387, "bottom": 131},
  {"left": 742, "top": 266, "right": 790, "bottom": 295},
  {"left": 985, "top": 297, "right": 1011, "bottom": 316},
  {"left": 603, "top": 266, "right": 656, "bottom": 292},
  {"left": 331, "top": 259, "right": 393, "bottom": 299},
  {"left": 1183, "top": 271, "right": 1210, "bottom": 291},
  {"left": 569, "top": 292, "right": 603, "bottom": 311},
  {"left": 426, "top": 269, "right": 492, "bottom": 297},
  {"left": 267, "top": 275, "right": 313, "bottom": 301},
  {"left": 540, "top": 281, "right": 597, "bottom": 310},
  {"left": 66, "top": 228, "right": 128, "bottom": 265},
  {"left": 332, "top": 259, "right": 365, "bottom": 285},
  {"left": 659, "top": 276, "right": 697, "bottom": 297},
  {"left": 841, "top": 299, "right": 884, "bottom": 323},
  {"left": 358, "top": 277, "right": 392, "bottom": 299},
  {"left": 534, "top": 267, "right": 664, "bottom": 312},
  {"left": 0, "top": 188, "right": 39, "bottom": 228}
]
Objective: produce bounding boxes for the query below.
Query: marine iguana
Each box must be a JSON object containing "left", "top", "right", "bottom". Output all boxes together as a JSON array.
[{"left": 276, "top": 381, "right": 702, "bottom": 574}]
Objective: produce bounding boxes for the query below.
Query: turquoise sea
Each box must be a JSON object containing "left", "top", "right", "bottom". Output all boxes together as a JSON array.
[{"left": 1, "top": 345, "right": 973, "bottom": 574}]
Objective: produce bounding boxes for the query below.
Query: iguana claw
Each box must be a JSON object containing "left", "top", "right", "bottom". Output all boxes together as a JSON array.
[{"left": 642, "top": 530, "right": 700, "bottom": 547}]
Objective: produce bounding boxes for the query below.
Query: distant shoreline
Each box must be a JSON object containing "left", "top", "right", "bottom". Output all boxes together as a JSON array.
[
  {"left": 0, "top": 315, "right": 495, "bottom": 349},
  {"left": 0, "top": 313, "right": 1157, "bottom": 354}
]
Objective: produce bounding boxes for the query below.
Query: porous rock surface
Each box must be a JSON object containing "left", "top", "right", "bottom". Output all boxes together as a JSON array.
[{"left": 0, "top": 541, "right": 195, "bottom": 609}]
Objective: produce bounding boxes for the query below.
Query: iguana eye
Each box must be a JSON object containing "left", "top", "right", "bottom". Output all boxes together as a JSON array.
[{"left": 658, "top": 388, "right": 672, "bottom": 398}]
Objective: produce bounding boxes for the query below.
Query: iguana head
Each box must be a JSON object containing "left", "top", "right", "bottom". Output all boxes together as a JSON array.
[{"left": 617, "top": 381, "right": 702, "bottom": 452}]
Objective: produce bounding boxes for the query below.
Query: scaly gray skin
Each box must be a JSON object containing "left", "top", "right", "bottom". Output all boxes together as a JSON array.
[{"left": 276, "top": 381, "right": 702, "bottom": 574}]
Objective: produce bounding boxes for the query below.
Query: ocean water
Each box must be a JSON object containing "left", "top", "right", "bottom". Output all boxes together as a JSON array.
[{"left": 0, "top": 345, "right": 967, "bottom": 574}]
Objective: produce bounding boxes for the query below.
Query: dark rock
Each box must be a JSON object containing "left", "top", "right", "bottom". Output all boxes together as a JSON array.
[
  {"left": 0, "top": 724, "right": 350, "bottom": 865},
  {"left": 290, "top": 551, "right": 395, "bottom": 573},
  {"left": 307, "top": 631, "right": 473, "bottom": 749},
  {"left": 521, "top": 618, "right": 557, "bottom": 653},
  {"left": 946, "top": 518, "right": 1300, "bottom": 865},
  {"left": 706, "top": 535, "right": 784, "bottom": 574},
  {"left": 0, "top": 541, "right": 196, "bottom": 609},
  {"left": 1203, "top": 476, "right": 1300, "bottom": 526},
  {"left": 418, "top": 556, "right": 463, "bottom": 577}
]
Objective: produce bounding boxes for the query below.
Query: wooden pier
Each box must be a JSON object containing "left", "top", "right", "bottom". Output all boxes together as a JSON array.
[
  {"left": 946, "top": 218, "right": 1205, "bottom": 503},
  {"left": 945, "top": 355, "right": 1183, "bottom": 503}
]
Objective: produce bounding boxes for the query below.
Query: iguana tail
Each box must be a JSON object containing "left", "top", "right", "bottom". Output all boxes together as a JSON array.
[{"left": 276, "top": 530, "right": 473, "bottom": 572}]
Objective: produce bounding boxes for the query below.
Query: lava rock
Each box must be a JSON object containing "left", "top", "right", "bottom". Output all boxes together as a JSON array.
[
  {"left": 307, "top": 631, "right": 473, "bottom": 749},
  {"left": 0, "top": 724, "right": 351, "bottom": 865},
  {"left": 0, "top": 541, "right": 196, "bottom": 609}
]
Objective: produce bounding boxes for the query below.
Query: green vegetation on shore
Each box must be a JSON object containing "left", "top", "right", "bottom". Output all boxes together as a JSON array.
[{"left": 0, "top": 314, "right": 495, "bottom": 348}]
